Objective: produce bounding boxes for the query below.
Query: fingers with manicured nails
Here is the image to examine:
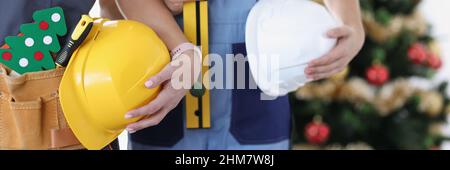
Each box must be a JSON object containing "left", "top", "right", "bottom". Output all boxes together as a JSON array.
[
  {"left": 306, "top": 27, "right": 351, "bottom": 79},
  {"left": 308, "top": 42, "right": 344, "bottom": 67},
  {"left": 303, "top": 24, "right": 364, "bottom": 81},
  {"left": 311, "top": 65, "right": 346, "bottom": 80},
  {"left": 125, "top": 81, "right": 187, "bottom": 132},
  {"left": 126, "top": 108, "right": 170, "bottom": 133},
  {"left": 145, "top": 62, "right": 178, "bottom": 89},
  {"left": 308, "top": 26, "right": 351, "bottom": 68},
  {"left": 128, "top": 84, "right": 180, "bottom": 130},
  {"left": 124, "top": 93, "right": 168, "bottom": 119},
  {"left": 306, "top": 56, "right": 346, "bottom": 76},
  {"left": 124, "top": 84, "right": 174, "bottom": 119},
  {"left": 124, "top": 100, "right": 163, "bottom": 119}
]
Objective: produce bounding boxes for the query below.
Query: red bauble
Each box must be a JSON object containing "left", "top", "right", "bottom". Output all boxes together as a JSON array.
[
  {"left": 34, "top": 51, "right": 44, "bottom": 61},
  {"left": 305, "top": 121, "right": 330, "bottom": 145},
  {"left": 2, "top": 52, "right": 12, "bottom": 61},
  {"left": 366, "top": 65, "right": 389, "bottom": 86},
  {"left": 427, "top": 53, "right": 442, "bottom": 70},
  {"left": 408, "top": 43, "right": 428, "bottom": 65},
  {"left": 39, "top": 21, "right": 49, "bottom": 30}
]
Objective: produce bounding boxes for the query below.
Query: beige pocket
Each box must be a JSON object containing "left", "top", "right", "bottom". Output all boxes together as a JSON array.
[
  {"left": 0, "top": 65, "right": 81, "bottom": 150},
  {"left": 0, "top": 91, "right": 65, "bottom": 150},
  {"left": 0, "top": 93, "right": 47, "bottom": 149}
]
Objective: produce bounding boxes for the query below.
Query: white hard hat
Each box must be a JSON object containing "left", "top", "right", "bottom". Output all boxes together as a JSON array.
[{"left": 246, "top": 0, "right": 339, "bottom": 96}]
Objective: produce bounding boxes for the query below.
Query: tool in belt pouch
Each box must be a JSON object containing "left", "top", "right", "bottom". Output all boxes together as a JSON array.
[
  {"left": 0, "top": 7, "right": 88, "bottom": 150},
  {"left": 1, "top": 7, "right": 170, "bottom": 150}
]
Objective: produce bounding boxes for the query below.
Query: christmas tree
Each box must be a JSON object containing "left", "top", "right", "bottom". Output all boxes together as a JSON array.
[
  {"left": 0, "top": 7, "right": 67, "bottom": 74},
  {"left": 291, "top": 0, "right": 449, "bottom": 150}
]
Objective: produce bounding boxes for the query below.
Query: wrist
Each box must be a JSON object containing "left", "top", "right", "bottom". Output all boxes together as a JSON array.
[{"left": 170, "top": 42, "right": 202, "bottom": 61}]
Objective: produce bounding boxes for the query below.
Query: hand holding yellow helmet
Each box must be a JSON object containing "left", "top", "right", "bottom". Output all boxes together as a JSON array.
[{"left": 59, "top": 16, "right": 170, "bottom": 150}]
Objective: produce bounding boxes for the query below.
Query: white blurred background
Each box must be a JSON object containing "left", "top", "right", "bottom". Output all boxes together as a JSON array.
[
  {"left": 89, "top": 0, "right": 450, "bottom": 150},
  {"left": 420, "top": 0, "right": 450, "bottom": 150}
]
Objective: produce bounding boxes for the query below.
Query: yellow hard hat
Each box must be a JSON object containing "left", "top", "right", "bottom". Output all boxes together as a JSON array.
[{"left": 59, "top": 16, "right": 170, "bottom": 150}]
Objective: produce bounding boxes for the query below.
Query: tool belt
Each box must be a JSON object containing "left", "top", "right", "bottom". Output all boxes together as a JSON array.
[{"left": 0, "top": 64, "right": 82, "bottom": 150}]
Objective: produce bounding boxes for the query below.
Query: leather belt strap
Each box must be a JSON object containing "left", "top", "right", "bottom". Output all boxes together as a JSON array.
[{"left": 183, "top": 0, "right": 211, "bottom": 129}]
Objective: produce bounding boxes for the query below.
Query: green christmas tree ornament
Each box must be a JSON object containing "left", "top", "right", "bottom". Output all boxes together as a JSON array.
[{"left": 0, "top": 7, "right": 67, "bottom": 74}]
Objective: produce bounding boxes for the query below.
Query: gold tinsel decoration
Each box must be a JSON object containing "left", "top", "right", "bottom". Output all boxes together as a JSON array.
[
  {"left": 373, "top": 79, "right": 415, "bottom": 116},
  {"left": 417, "top": 90, "right": 444, "bottom": 117},
  {"left": 337, "top": 78, "right": 374, "bottom": 104},
  {"left": 315, "top": 0, "right": 427, "bottom": 43},
  {"left": 296, "top": 80, "right": 341, "bottom": 101},
  {"left": 295, "top": 79, "right": 445, "bottom": 117},
  {"left": 363, "top": 10, "right": 427, "bottom": 43}
]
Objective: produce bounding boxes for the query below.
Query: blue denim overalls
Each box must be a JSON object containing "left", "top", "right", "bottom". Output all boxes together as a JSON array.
[{"left": 130, "top": 0, "right": 292, "bottom": 150}]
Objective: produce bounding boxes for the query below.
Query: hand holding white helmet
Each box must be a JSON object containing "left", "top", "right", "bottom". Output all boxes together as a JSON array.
[{"left": 246, "top": 0, "right": 339, "bottom": 96}]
